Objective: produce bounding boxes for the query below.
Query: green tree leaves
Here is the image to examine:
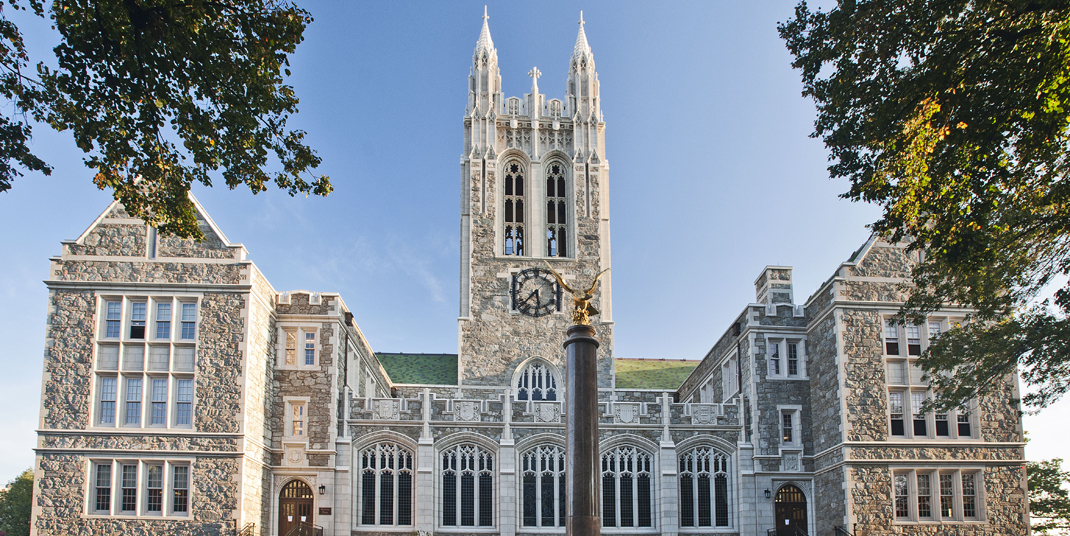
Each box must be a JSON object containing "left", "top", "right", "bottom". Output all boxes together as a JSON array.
[
  {"left": 1, "top": 0, "right": 330, "bottom": 238},
  {"left": 1029, "top": 459, "right": 1070, "bottom": 534},
  {"left": 781, "top": 0, "right": 1070, "bottom": 409},
  {"left": 0, "top": 469, "right": 32, "bottom": 536}
]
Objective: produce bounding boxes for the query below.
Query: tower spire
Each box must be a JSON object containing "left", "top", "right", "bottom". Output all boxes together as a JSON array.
[
  {"left": 476, "top": 5, "right": 494, "bottom": 53},
  {"left": 574, "top": 11, "right": 591, "bottom": 56}
]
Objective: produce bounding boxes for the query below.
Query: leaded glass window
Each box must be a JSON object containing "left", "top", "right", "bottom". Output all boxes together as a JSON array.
[
  {"left": 516, "top": 362, "right": 559, "bottom": 401},
  {"left": 521, "top": 445, "right": 566, "bottom": 527},
  {"left": 360, "top": 442, "right": 414, "bottom": 527},
  {"left": 601, "top": 446, "right": 653, "bottom": 528},
  {"left": 441, "top": 444, "right": 494, "bottom": 528},
  {"left": 504, "top": 162, "right": 525, "bottom": 256},
  {"left": 679, "top": 448, "right": 730, "bottom": 528},
  {"left": 546, "top": 163, "right": 568, "bottom": 257}
]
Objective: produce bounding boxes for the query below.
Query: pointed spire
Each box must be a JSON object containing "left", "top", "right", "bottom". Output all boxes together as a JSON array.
[
  {"left": 573, "top": 11, "right": 591, "bottom": 57},
  {"left": 476, "top": 6, "right": 494, "bottom": 53}
]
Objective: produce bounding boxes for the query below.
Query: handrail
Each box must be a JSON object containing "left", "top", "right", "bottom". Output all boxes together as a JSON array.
[
  {"left": 283, "top": 522, "right": 323, "bottom": 536},
  {"left": 237, "top": 522, "right": 256, "bottom": 536},
  {"left": 835, "top": 525, "right": 855, "bottom": 536}
]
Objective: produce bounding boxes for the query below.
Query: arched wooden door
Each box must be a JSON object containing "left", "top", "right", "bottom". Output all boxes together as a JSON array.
[
  {"left": 775, "top": 484, "right": 807, "bottom": 536},
  {"left": 279, "top": 480, "right": 314, "bottom": 535}
]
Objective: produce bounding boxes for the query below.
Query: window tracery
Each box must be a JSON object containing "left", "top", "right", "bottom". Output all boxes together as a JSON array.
[
  {"left": 516, "top": 362, "right": 559, "bottom": 401},
  {"left": 601, "top": 446, "right": 653, "bottom": 528},
  {"left": 545, "top": 163, "right": 568, "bottom": 257},
  {"left": 360, "top": 442, "right": 414, "bottom": 527},
  {"left": 503, "top": 162, "right": 525, "bottom": 256},
  {"left": 521, "top": 445, "right": 565, "bottom": 528},
  {"left": 441, "top": 444, "right": 494, "bottom": 528},
  {"left": 678, "top": 447, "right": 730, "bottom": 528}
]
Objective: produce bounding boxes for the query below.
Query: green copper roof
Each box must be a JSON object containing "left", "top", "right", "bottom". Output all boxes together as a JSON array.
[
  {"left": 376, "top": 353, "right": 458, "bottom": 385},
  {"left": 614, "top": 358, "right": 699, "bottom": 390}
]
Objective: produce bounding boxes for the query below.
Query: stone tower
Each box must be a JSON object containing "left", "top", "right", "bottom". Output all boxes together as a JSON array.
[{"left": 458, "top": 11, "right": 614, "bottom": 387}]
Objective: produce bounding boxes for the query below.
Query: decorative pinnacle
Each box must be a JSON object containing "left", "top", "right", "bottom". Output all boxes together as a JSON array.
[{"left": 529, "top": 66, "right": 541, "bottom": 95}]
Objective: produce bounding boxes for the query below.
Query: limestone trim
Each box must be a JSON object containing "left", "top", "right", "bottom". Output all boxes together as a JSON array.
[
  {"left": 45, "top": 280, "right": 252, "bottom": 292},
  {"left": 35, "top": 447, "right": 242, "bottom": 457},
  {"left": 436, "top": 431, "right": 501, "bottom": 453},
  {"left": 675, "top": 433, "right": 737, "bottom": 456},
  {"left": 57, "top": 255, "right": 246, "bottom": 265},
  {"left": 353, "top": 430, "right": 420, "bottom": 454},
  {"left": 814, "top": 458, "right": 1024, "bottom": 477},
  {"left": 514, "top": 432, "right": 566, "bottom": 453},
  {"left": 37, "top": 429, "right": 245, "bottom": 437}
]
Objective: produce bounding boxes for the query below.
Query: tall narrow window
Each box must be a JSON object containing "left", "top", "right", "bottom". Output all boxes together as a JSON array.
[
  {"left": 100, "top": 377, "right": 117, "bottom": 425},
  {"left": 885, "top": 322, "right": 900, "bottom": 355},
  {"left": 515, "top": 362, "right": 559, "bottom": 401},
  {"left": 155, "top": 302, "right": 171, "bottom": 340},
  {"left": 285, "top": 331, "right": 297, "bottom": 366},
  {"left": 180, "top": 303, "right": 197, "bottom": 340},
  {"left": 304, "top": 331, "right": 316, "bottom": 366},
  {"left": 907, "top": 325, "right": 922, "bottom": 355},
  {"left": 130, "top": 302, "right": 147, "bottom": 339},
  {"left": 912, "top": 392, "right": 928, "bottom": 436},
  {"left": 894, "top": 473, "right": 910, "bottom": 518},
  {"left": 782, "top": 412, "right": 794, "bottom": 443},
  {"left": 292, "top": 403, "right": 305, "bottom": 437},
  {"left": 962, "top": 473, "right": 977, "bottom": 518},
  {"left": 546, "top": 163, "right": 568, "bottom": 257},
  {"left": 94, "top": 463, "right": 112, "bottom": 513},
  {"left": 521, "top": 446, "right": 566, "bottom": 527},
  {"left": 917, "top": 473, "right": 932, "bottom": 518},
  {"left": 787, "top": 343, "right": 799, "bottom": 375},
  {"left": 146, "top": 464, "right": 163, "bottom": 513},
  {"left": 360, "top": 442, "right": 415, "bottom": 527},
  {"left": 504, "top": 162, "right": 525, "bottom": 256},
  {"left": 172, "top": 466, "right": 189, "bottom": 514},
  {"left": 105, "top": 301, "right": 121, "bottom": 338},
  {"left": 889, "top": 391, "right": 905, "bottom": 436},
  {"left": 440, "top": 444, "right": 494, "bottom": 528},
  {"left": 679, "top": 448, "right": 730, "bottom": 528},
  {"left": 121, "top": 464, "right": 137, "bottom": 513},
  {"left": 150, "top": 379, "right": 167, "bottom": 425},
  {"left": 124, "top": 378, "right": 142, "bottom": 425},
  {"left": 957, "top": 412, "right": 972, "bottom": 437},
  {"left": 940, "top": 473, "right": 955, "bottom": 518},
  {"left": 175, "top": 379, "right": 192, "bottom": 426},
  {"left": 601, "top": 447, "right": 653, "bottom": 528},
  {"left": 769, "top": 342, "right": 781, "bottom": 375}
]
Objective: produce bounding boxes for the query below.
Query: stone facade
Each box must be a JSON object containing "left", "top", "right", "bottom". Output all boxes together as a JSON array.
[{"left": 29, "top": 12, "right": 1028, "bottom": 536}]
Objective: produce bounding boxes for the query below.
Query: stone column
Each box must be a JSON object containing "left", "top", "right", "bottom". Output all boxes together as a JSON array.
[{"left": 564, "top": 324, "right": 600, "bottom": 536}]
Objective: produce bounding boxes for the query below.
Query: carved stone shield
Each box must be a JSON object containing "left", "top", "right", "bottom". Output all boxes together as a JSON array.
[{"left": 455, "top": 401, "right": 480, "bottom": 422}]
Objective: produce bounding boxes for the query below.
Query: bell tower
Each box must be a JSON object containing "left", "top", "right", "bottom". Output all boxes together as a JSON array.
[{"left": 458, "top": 11, "right": 614, "bottom": 387}]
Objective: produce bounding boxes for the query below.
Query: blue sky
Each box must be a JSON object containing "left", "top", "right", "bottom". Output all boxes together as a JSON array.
[{"left": 0, "top": 1, "right": 1063, "bottom": 481}]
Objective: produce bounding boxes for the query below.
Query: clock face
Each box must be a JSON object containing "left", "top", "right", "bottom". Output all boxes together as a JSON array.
[{"left": 512, "top": 268, "right": 560, "bottom": 317}]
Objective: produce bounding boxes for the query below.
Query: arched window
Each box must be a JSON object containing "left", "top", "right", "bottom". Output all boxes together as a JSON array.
[
  {"left": 507, "top": 97, "right": 521, "bottom": 116},
  {"left": 359, "top": 442, "right": 414, "bottom": 527},
  {"left": 548, "top": 99, "right": 562, "bottom": 118},
  {"left": 601, "top": 446, "right": 653, "bottom": 528},
  {"left": 503, "top": 162, "right": 525, "bottom": 256},
  {"left": 516, "top": 362, "right": 559, "bottom": 401},
  {"left": 521, "top": 445, "right": 565, "bottom": 528},
  {"left": 545, "top": 163, "right": 568, "bottom": 258},
  {"left": 441, "top": 444, "right": 494, "bottom": 528},
  {"left": 678, "top": 447, "right": 730, "bottom": 528}
]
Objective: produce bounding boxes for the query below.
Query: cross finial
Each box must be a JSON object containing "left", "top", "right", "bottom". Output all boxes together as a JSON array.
[{"left": 528, "top": 67, "right": 541, "bottom": 80}]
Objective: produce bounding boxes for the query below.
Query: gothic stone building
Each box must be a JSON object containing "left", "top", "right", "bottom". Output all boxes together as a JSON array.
[{"left": 29, "top": 12, "right": 1029, "bottom": 536}]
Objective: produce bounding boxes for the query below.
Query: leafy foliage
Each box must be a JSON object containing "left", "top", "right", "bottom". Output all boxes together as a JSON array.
[
  {"left": 0, "top": 469, "right": 32, "bottom": 536},
  {"left": 1029, "top": 459, "right": 1070, "bottom": 534},
  {"left": 780, "top": 0, "right": 1070, "bottom": 408},
  {"left": 0, "top": 1, "right": 51, "bottom": 189},
  {"left": 615, "top": 359, "right": 698, "bottom": 390},
  {"left": 1, "top": 0, "right": 330, "bottom": 239}
]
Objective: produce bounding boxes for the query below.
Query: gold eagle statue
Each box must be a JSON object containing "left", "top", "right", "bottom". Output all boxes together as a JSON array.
[{"left": 543, "top": 262, "right": 610, "bottom": 326}]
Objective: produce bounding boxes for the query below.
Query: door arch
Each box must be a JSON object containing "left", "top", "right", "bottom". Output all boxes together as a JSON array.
[
  {"left": 775, "top": 484, "right": 807, "bottom": 536},
  {"left": 279, "top": 479, "right": 314, "bottom": 535}
]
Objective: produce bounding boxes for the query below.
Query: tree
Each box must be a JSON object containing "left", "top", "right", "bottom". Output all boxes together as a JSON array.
[
  {"left": 1029, "top": 459, "right": 1070, "bottom": 534},
  {"left": 779, "top": 0, "right": 1070, "bottom": 409},
  {"left": 0, "top": 469, "right": 32, "bottom": 536},
  {"left": 0, "top": 0, "right": 331, "bottom": 239}
]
